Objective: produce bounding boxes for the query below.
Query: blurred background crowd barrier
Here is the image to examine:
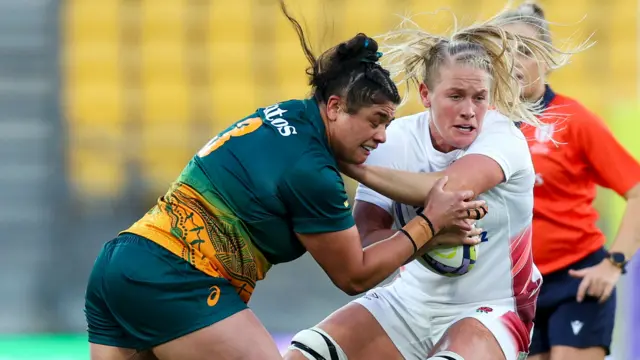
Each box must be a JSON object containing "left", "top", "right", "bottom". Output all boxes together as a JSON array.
[{"left": 0, "top": 0, "right": 638, "bottom": 358}]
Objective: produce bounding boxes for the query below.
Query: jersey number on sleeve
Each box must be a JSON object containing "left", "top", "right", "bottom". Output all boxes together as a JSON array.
[{"left": 197, "top": 117, "right": 263, "bottom": 158}]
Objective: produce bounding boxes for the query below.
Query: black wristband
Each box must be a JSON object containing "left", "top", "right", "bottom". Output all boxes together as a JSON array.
[
  {"left": 417, "top": 213, "right": 436, "bottom": 235},
  {"left": 399, "top": 229, "right": 418, "bottom": 254}
]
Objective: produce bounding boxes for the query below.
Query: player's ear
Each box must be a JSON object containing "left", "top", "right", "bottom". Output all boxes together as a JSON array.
[
  {"left": 325, "top": 95, "right": 343, "bottom": 122},
  {"left": 419, "top": 83, "right": 431, "bottom": 108}
]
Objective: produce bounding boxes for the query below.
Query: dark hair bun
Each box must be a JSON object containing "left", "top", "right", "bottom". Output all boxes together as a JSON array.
[{"left": 336, "top": 33, "right": 381, "bottom": 63}]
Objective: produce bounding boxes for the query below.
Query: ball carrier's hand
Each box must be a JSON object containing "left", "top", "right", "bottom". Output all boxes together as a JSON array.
[
  {"left": 423, "top": 176, "right": 488, "bottom": 232},
  {"left": 398, "top": 176, "right": 488, "bottom": 255},
  {"left": 417, "top": 220, "right": 484, "bottom": 257}
]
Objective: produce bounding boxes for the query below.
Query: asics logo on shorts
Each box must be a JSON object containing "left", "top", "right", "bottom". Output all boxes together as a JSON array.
[{"left": 207, "top": 285, "right": 221, "bottom": 307}]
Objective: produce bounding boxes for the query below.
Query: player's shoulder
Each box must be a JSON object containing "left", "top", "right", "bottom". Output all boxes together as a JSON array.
[
  {"left": 224, "top": 98, "right": 335, "bottom": 180},
  {"left": 256, "top": 98, "right": 320, "bottom": 136},
  {"left": 364, "top": 111, "right": 430, "bottom": 169},
  {"left": 483, "top": 110, "right": 522, "bottom": 129},
  {"left": 552, "top": 93, "right": 590, "bottom": 112},
  {"left": 477, "top": 110, "right": 528, "bottom": 144},
  {"left": 467, "top": 110, "right": 534, "bottom": 180},
  {"left": 385, "top": 111, "right": 430, "bottom": 144},
  {"left": 390, "top": 111, "right": 428, "bottom": 129},
  {"left": 550, "top": 93, "right": 604, "bottom": 128},
  {"left": 255, "top": 98, "right": 331, "bottom": 153},
  {"left": 283, "top": 148, "right": 344, "bottom": 195}
]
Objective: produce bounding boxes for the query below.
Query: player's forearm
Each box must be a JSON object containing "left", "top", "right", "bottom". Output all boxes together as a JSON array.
[
  {"left": 353, "top": 165, "right": 444, "bottom": 207},
  {"left": 608, "top": 187, "right": 640, "bottom": 259},
  {"left": 349, "top": 232, "right": 421, "bottom": 293},
  {"left": 362, "top": 229, "right": 424, "bottom": 265},
  {"left": 346, "top": 217, "right": 434, "bottom": 294}
]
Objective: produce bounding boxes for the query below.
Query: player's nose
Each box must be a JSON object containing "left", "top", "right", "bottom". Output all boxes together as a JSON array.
[
  {"left": 372, "top": 126, "right": 387, "bottom": 144},
  {"left": 459, "top": 99, "right": 476, "bottom": 121}
]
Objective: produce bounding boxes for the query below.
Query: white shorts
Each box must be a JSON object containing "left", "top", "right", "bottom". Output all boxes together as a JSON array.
[{"left": 352, "top": 284, "right": 532, "bottom": 360}]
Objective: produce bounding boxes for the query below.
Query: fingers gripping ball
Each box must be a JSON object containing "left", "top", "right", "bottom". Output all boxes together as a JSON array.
[{"left": 394, "top": 202, "right": 480, "bottom": 277}]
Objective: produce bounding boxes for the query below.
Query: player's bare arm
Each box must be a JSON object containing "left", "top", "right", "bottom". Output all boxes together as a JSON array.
[
  {"left": 341, "top": 156, "right": 502, "bottom": 208},
  {"left": 440, "top": 154, "right": 506, "bottom": 195},
  {"left": 297, "top": 177, "right": 485, "bottom": 295},
  {"left": 570, "top": 182, "right": 640, "bottom": 303},
  {"left": 341, "top": 162, "right": 444, "bottom": 207},
  {"left": 608, "top": 183, "right": 640, "bottom": 262}
]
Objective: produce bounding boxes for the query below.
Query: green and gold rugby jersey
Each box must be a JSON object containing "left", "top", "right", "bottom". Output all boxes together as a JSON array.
[{"left": 123, "top": 99, "right": 354, "bottom": 302}]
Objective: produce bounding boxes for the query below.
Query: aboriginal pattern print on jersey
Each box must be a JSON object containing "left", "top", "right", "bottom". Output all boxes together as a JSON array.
[{"left": 124, "top": 181, "right": 270, "bottom": 303}]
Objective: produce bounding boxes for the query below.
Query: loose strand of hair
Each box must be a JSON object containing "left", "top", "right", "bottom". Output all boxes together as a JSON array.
[
  {"left": 377, "top": 26, "right": 445, "bottom": 107},
  {"left": 279, "top": 0, "right": 316, "bottom": 67}
]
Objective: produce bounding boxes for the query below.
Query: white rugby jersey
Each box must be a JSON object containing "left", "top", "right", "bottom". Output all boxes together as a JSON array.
[{"left": 355, "top": 110, "right": 542, "bottom": 323}]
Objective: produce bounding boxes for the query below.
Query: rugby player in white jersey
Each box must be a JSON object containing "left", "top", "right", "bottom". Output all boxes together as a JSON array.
[{"left": 284, "top": 11, "right": 583, "bottom": 360}]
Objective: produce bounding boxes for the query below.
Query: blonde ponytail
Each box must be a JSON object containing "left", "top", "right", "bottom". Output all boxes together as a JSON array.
[{"left": 377, "top": 9, "right": 592, "bottom": 128}]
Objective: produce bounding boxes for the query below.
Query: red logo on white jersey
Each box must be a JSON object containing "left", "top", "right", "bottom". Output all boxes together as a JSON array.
[{"left": 476, "top": 306, "right": 494, "bottom": 314}]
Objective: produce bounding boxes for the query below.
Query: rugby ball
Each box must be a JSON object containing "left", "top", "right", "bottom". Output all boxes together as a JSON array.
[
  {"left": 417, "top": 242, "right": 479, "bottom": 277},
  {"left": 394, "top": 202, "right": 479, "bottom": 277}
]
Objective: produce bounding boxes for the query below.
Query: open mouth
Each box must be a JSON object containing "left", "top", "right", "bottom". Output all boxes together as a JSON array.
[
  {"left": 453, "top": 125, "right": 475, "bottom": 133},
  {"left": 360, "top": 145, "right": 375, "bottom": 156}
]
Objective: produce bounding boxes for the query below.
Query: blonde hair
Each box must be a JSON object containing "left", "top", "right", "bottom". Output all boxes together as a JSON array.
[{"left": 377, "top": 6, "right": 592, "bottom": 128}]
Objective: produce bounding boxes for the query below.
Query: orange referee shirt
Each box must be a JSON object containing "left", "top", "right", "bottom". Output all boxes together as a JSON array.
[{"left": 520, "top": 86, "right": 640, "bottom": 275}]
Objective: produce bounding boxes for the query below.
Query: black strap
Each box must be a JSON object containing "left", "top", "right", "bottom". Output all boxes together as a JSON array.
[
  {"left": 289, "top": 329, "right": 340, "bottom": 360},
  {"left": 433, "top": 354, "right": 458, "bottom": 360},
  {"left": 399, "top": 228, "right": 418, "bottom": 254},
  {"left": 431, "top": 356, "right": 458, "bottom": 360},
  {"left": 291, "top": 341, "right": 326, "bottom": 360},
  {"left": 417, "top": 213, "right": 435, "bottom": 235},
  {"left": 312, "top": 329, "right": 340, "bottom": 360}
]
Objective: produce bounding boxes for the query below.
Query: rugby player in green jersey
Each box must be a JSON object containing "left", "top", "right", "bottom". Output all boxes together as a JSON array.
[{"left": 85, "top": 2, "right": 487, "bottom": 359}]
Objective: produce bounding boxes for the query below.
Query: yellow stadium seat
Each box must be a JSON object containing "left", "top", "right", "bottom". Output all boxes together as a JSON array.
[
  {"left": 208, "top": 1, "right": 256, "bottom": 126},
  {"left": 608, "top": 0, "right": 638, "bottom": 100},
  {"left": 341, "top": 0, "right": 388, "bottom": 36},
  {"left": 64, "top": 0, "right": 125, "bottom": 199},
  {"left": 136, "top": 0, "right": 191, "bottom": 193},
  {"left": 62, "top": 0, "right": 639, "bottom": 202}
]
